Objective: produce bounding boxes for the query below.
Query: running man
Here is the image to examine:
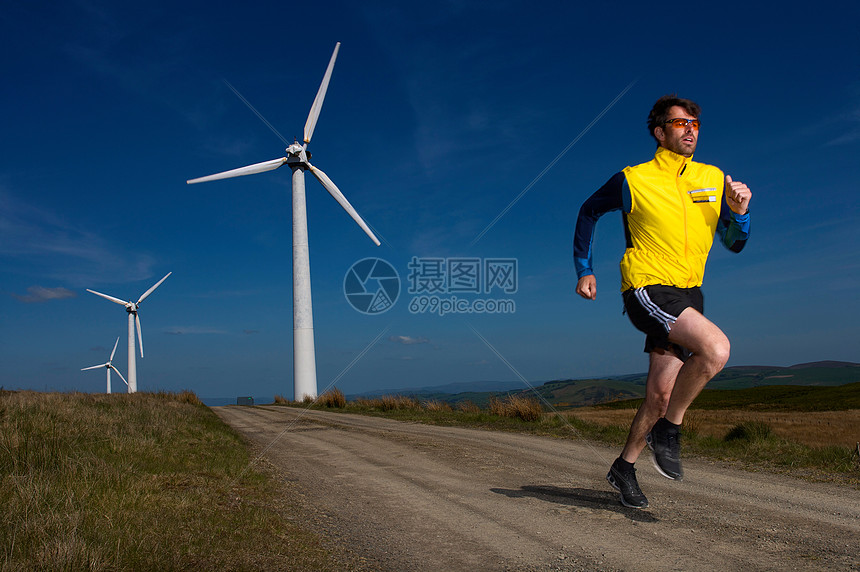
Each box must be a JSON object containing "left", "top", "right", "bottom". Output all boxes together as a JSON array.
[{"left": 573, "top": 95, "right": 751, "bottom": 508}]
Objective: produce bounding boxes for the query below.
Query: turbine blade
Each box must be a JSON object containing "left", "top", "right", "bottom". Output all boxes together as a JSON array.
[
  {"left": 81, "top": 364, "right": 106, "bottom": 371},
  {"left": 136, "top": 314, "right": 144, "bottom": 358},
  {"left": 110, "top": 365, "right": 128, "bottom": 386},
  {"left": 304, "top": 42, "right": 340, "bottom": 144},
  {"left": 138, "top": 272, "right": 171, "bottom": 304},
  {"left": 87, "top": 289, "right": 128, "bottom": 307},
  {"left": 110, "top": 337, "right": 120, "bottom": 361},
  {"left": 187, "top": 157, "right": 288, "bottom": 184},
  {"left": 308, "top": 163, "right": 381, "bottom": 246}
]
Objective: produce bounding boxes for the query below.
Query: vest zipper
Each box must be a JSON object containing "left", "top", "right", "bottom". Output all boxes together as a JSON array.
[{"left": 678, "top": 162, "right": 690, "bottom": 284}]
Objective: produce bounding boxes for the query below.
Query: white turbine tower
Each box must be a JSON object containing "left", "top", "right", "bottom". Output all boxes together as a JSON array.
[
  {"left": 187, "top": 42, "right": 380, "bottom": 401},
  {"left": 86, "top": 272, "right": 171, "bottom": 393},
  {"left": 81, "top": 337, "right": 128, "bottom": 394}
]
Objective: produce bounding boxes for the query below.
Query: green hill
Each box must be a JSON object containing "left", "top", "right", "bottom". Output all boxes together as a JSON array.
[
  {"left": 589, "top": 362, "right": 860, "bottom": 391},
  {"left": 517, "top": 378, "right": 645, "bottom": 407},
  {"left": 707, "top": 362, "right": 860, "bottom": 390},
  {"left": 425, "top": 362, "right": 860, "bottom": 410},
  {"left": 596, "top": 382, "right": 860, "bottom": 412},
  {"left": 693, "top": 382, "right": 860, "bottom": 411}
]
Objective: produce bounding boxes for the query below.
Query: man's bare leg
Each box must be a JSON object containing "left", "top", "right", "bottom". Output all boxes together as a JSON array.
[
  {"left": 664, "top": 307, "right": 731, "bottom": 425},
  {"left": 620, "top": 349, "right": 683, "bottom": 463},
  {"left": 639, "top": 308, "right": 731, "bottom": 480}
]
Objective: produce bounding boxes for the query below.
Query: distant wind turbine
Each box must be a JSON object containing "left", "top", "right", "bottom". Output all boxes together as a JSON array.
[
  {"left": 87, "top": 272, "right": 171, "bottom": 393},
  {"left": 187, "top": 42, "right": 380, "bottom": 401},
  {"left": 81, "top": 337, "right": 128, "bottom": 394}
]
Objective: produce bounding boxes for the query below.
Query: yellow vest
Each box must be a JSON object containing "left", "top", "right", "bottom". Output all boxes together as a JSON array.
[{"left": 620, "top": 147, "right": 725, "bottom": 290}]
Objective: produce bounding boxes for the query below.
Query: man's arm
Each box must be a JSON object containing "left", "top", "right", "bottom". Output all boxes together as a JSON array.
[
  {"left": 717, "top": 174, "right": 751, "bottom": 252},
  {"left": 573, "top": 172, "right": 626, "bottom": 299}
]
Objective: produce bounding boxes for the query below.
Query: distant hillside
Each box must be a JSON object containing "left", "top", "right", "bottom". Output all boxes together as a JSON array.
[
  {"left": 350, "top": 380, "right": 525, "bottom": 400},
  {"left": 355, "top": 361, "right": 860, "bottom": 409},
  {"left": 510, "top": 378, "right": 645, "bottom": 408},
  {"left": 708, "top": 362, "right": 860, "bottom": 390},
  {"left": 545, "top": 362, "right": 860, "bottom": 407},
  {"left": 597, "top": 382, "right": 860, "bottom": 412},
  {"left": 788, "top": 361, "right": 859, "bottom": 369}
]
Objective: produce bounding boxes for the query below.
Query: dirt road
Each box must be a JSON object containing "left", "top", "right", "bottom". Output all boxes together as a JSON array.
[{"left": 214, "top": 406, "right": 859, "bottom": 571}]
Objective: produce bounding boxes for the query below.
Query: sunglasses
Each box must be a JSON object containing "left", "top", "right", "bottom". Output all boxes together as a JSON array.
[{"left": 664, "top": 118, "right": 700, "bottom": 130}]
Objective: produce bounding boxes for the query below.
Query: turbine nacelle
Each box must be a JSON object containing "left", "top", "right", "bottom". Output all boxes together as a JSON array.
[{"left": 286, "top": 142, "right": 307, "bottom": 160}]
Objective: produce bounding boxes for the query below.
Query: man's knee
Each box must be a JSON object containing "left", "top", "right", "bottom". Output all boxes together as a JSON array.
[
  {"left": 715, "top": 337, "right": 731, "bottom": 368},
  {"left": 645, "top": 390, "right": 671, "bottom": 416},
  {"left": 699, "top": 335, "right": 730, "bottom": 375},
  {"left": 670, "top": 309, "right": 731, "bottom": 373}
]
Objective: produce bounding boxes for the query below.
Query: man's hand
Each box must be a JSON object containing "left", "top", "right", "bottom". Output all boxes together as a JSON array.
[
  {"left": 576, "top": 275, "right": 597, "bottom": 300},
  {"left": 725, "top": 175, "right": 751, "bottom": 215}
]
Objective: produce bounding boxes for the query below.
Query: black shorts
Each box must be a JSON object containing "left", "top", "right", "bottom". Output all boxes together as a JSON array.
[{"left": 622, "top": 285, "right": 704, "bottom": 361}]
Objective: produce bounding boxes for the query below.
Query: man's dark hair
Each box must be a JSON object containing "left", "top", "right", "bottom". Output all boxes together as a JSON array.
[{"left": 647, "top": 95, "right": 701, "bottom": 144}]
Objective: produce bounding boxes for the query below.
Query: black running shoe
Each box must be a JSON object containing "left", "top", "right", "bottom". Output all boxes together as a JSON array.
[
  {"left": 646, "top": 418, "right": 683, "bottom": 480},
  {"left": 606, "top": 462, "right": 649, "bottom": 509}
]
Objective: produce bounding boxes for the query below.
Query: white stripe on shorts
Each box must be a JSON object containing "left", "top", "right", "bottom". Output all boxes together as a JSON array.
[{"left": 633, "top": 287, "right": 678, "bottom": 333}]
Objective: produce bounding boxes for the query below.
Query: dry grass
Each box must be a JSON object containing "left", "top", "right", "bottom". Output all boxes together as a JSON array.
[
  {"left": 348, "top": 395, "right": 422, "bottom": 411},
  {"left": 457, "top": 400, "right": 481, "bottom": 414},
  {"left": 423, "top": 399, "right": 453, "bottom": 412},
  {"left": 273, "top": 394, "right": 289, "bottom": 404},
  {"left": 380, "top": 395, "right": 421, "bottom": 411},
  {"left": 489, "top": 395, "right": 544, "bottom": 422},
  {"left": 318, "top": 387, "right": 347, "bottom": 408},
  {"left": 569, "top": 407, "right": 860, "bottom": 448},
  {"left": 163, "top": 388, "right": 203, "bottom": 405}
]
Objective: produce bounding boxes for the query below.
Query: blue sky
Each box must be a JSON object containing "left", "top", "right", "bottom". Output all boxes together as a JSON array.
[{"left": 2, "top": 1, "right": 858, "bottom": 399}]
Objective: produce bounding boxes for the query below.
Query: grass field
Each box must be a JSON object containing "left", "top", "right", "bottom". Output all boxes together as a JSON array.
[
  {"left": 0, "top": 390, "right": 346, "bottom": 571},
  {"left": 570, "top": 408, "right": 860, "bottom": 448},
  {"left": 578, "top": 382, "right": 860, "bottom": 448},
  {"left": 595, "top": 382, "right": 860, "bottom": 412}
]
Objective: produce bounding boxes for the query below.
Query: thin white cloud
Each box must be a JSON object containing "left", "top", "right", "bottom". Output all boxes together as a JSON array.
[
  {"left": 11, "top": 286, "right": 77, "bottom": 303},
  {"left": 191, "top": 289, "right": 264, "bottom": 299},
  {"left": 0, "top": 188, "right": 157, "bottom": 286},
  {"left": 825, "top": 103, "right": 860, "bottom": 146},
  {"left": 62, "top": 9, "right": 193, "bottom": 113},
  {"left": 362, "top": 3, "right": 543, "bottom": 176},
  {"left": 389, "top": 335, "right": 429, "bottom": 345},
  {"left": 163, "top": 326, "right": 228, "bottom": 335},
  {"left": 784, "top": 95, "right": 860, "bottom": 149}
]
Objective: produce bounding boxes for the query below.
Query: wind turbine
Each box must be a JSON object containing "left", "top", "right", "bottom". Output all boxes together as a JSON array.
[
  {"left": 86, "top": 272, "right": 171, "bottom": 393},
  {"left": 81, "top": 337, "right": 128, "bottom": 394},
  {"left": 187, "top": 42, "right": 380, "bottom": 401}
]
